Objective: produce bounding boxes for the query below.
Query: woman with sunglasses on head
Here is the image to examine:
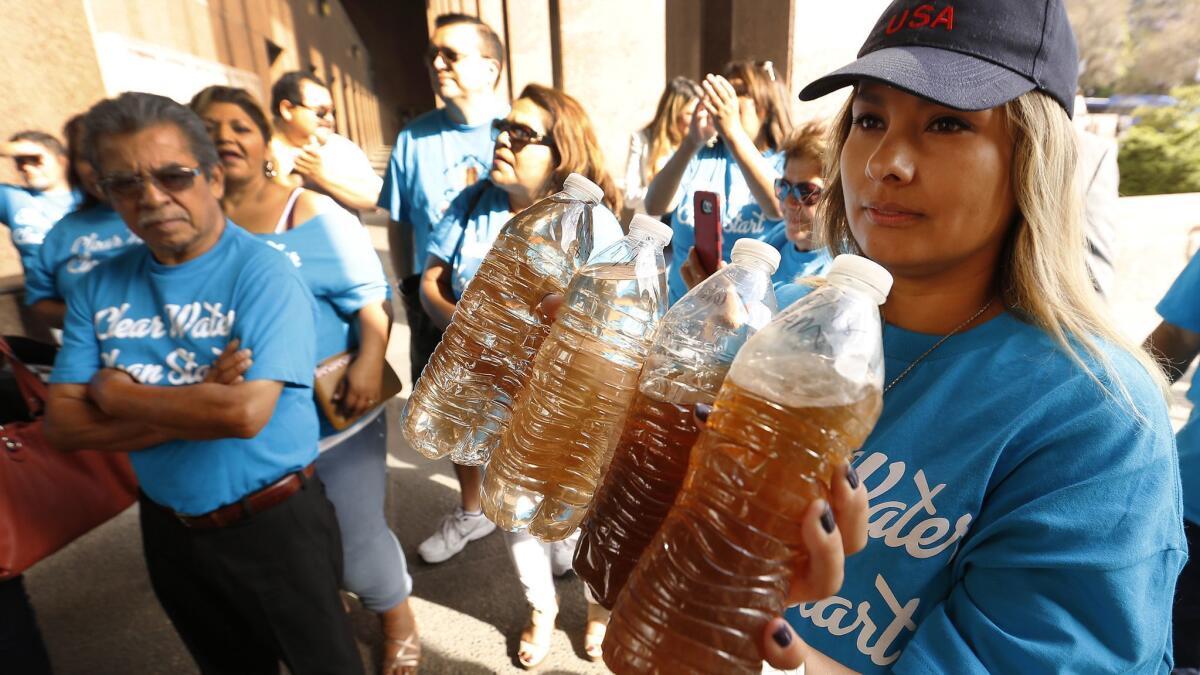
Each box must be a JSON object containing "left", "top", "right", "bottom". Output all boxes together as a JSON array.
[
  {"left": 189, "top": 85, "right": 420, "bottom": 675},
  {"left": 643, "top": 60, "right": 794, "bottom": 305},
  {"left": 0, "top": 130, "right": 82, "bottom": 283},
  {"left": 747, "top": 0, "right": 1185, "bottom": 671},
  {"left": 420, "top": 83, "right": 623, "bottom": 669},
  {"left": 24, "top": 115, "right": 141, "bottom": 330},
  {"left": 623, "top": 76, "right": 703, "bottom": 216}
]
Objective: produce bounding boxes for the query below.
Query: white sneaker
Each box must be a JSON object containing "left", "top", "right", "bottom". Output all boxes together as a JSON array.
[{"left": 418, "top": 506, "right": 496, "bottom": 563}]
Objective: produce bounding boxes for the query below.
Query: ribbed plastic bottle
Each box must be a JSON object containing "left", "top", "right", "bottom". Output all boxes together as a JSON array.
[
  {"left": 401, "top": 174, "right": 607, "bottom": 465},
  {"left": 603, "top": 254, "right": 892, "bottom": 675},
  {"left": 481, "top": 214, "right": 673, "bottom": 541},
  {"left": 574, "top": 238, "right": 782, "bottom": 609}
]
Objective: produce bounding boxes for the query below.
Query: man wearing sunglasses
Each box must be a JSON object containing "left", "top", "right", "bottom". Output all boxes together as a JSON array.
[
  {"left": 270, "top": 70, "right": 382, "bottom": 213},
  {"left": 0, "top": 131, "right": 81, "bottom": 276},
  {"left": 43, "top": 92, "right": 364, "bottom": 674},
  {"left": 379, "top": 13, "right": 509, "bottom": 564}
]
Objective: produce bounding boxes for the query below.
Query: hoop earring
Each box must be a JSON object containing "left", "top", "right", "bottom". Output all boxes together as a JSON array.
[{"left": 264, "top": 160, "right": 278, "bottom": 178}]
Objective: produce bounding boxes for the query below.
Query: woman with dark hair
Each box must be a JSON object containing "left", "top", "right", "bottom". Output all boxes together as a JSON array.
[
  {"left": 644, "top": 60, "right": 795, "bottom": 304},
  {"left": 190, "top": 85, "right": 419, "bottom": 675},
  {"left": 24, "top": 115, "right": 141, "bottom": 330},
  {"left": 623, "top": 76, "right": 702, "bottom": 214},
  {"left": 0, "top": 130, "right": 81, "bottom": 279},
  {"left": 419, "top": 83, "right": 623, "bottom": 669}
]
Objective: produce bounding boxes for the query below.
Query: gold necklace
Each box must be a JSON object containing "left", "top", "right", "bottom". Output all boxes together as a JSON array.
[{"left": 884, "top": 300, "right": 995, "bottom": 394}]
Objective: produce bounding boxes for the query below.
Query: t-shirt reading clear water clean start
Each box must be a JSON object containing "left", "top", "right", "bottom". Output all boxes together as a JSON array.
[
  {"left": 23, "top": 203, "right": 141, "bottom": 305},
  {"left": 666, "top": 141, "right": 784, "bottom": 305},
  {"left": 427, "top": 180, "right": 625, "bottom": 299},
  {"left": 50, "top": 222, "right": 320, "bottom": 516},
  {"left": 256, "top": 197, "right": 390, "bottom": 440},
  {"left": 0, "top": 184, "right": 81, "bottom": 271},
  {"left": 378, "top": 105, "right": 508, "bottom": 275},
  {"left": 1155, "top": 249, "right": 1200, "bottom": 525},
  {"left": 775, "top": 308, "right": 1185, "bottom": 673}
]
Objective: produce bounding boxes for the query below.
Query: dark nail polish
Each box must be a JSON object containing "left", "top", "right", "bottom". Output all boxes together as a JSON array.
[
  {"left": 772, "top": 624, "right": 793, "bottom": 648},
  {"left": 695, "top": 403, "right": 712, "bottom": 423},
  {"left": 820, "top": 503, "right": 836, "bottom": 534},
  {"left": 846, "top": 465, "right": 860, "bottom": 490}
]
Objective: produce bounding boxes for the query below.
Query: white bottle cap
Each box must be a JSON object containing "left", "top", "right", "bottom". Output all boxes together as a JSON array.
[
  {"left": 628, "top": 213, "right": 673, "bottom": 247},
  {"left": 562, "top": 173, "right": 604, "bottom": 205},
  {"left": 730, "top": 238, "right": 781, "bottom": 274},
  {"left": 827, "top": 254, "right": 892, "bottom": 305}
]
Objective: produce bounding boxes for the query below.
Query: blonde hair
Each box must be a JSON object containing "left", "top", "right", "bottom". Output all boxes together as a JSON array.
[
  {"left": 814, "top": 88, "right": 1168, "bottom": 413},
  {"left": 643, "top": 77, "right": 702, "bottom": 184},
  {"left": 780, "top": 120, "right": 828, "bottom": 165}
]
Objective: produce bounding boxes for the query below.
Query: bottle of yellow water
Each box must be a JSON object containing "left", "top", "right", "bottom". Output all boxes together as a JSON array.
[
  {"left": 603, "top": 254, "right": 891, "bottom": 675},
  {"left": 481, "top": 214, "right": 673, "bottom": 541},
  {"left": 401, "top": 174, "right": 608, "bottom": 465}
]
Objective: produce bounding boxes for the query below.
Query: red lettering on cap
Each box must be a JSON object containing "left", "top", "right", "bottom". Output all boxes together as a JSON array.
[{"left": 884, "top": 4, "right": 954, "bottom": 34}]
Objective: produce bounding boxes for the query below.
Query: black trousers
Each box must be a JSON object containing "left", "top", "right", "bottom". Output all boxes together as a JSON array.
[
  {"left": 400, "top": 274, "right": 445, "bottom": 384},
  {"left": 1176, "top": 520, "right": 1200, "bottom": 669},
  {"left": 139, "top": 476, "right": 363, "bottom": 675},
  {"left": 0, "top": 575, "right": 52, "bottom": 674}
]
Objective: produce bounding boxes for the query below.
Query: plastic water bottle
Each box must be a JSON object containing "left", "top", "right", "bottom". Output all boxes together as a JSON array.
[
  {"left": 401, "top": 174, "right": 607, "bottom": 465},
  {"left": 602, "top": 254, "right": 891, "bottom": 675},
  {"left": 574, "top": 238, "right": 782, "bottom": 609},
  {"left": 481, "top": 214, "right": 673, "bottom": 541}
]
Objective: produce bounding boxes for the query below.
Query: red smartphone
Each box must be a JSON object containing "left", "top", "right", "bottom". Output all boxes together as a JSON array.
[{"left": 693, "top": 190, "right": 723, "bottom": 275}]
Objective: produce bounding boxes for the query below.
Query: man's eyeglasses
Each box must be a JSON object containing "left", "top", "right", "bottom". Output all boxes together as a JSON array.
[
  {"left": 491, "top": 119, "right": 552, "bottom": 148},
  {"left": 295, "top": 102, "right": 334, "bottom": 120},
  {"left": 13, "top": 155, "right": 45, "bottom": 168},
  {"left": 99, "top": 166, "right": 204, "bottom": 200},
  {"left": 775, "top": 178, "right": 823, "bottom": 206},
  {"left": 426, "top": 45, "right": 486, "bottom": 67}
]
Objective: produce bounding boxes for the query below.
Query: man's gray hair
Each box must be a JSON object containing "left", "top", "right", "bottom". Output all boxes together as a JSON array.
[{"left": 83, "top": 92, "right": 220, "bottom": 178}]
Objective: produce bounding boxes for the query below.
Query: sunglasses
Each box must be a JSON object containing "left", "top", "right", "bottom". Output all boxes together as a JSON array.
[
  {"left": 775, "top": 178, "right": 823, "bottom": 206},
  {"left": 14, "top": 154, "right": 45, "bottom": 167},
  {"left": 491, "top": 119, "right": 552, "bottom": 148},
  {"left": 99, "top": 166, "right": 204, "bottom": 200},
  {"left": 295, "top": 102, "right": 334, "bottom": 119},
  {"left": 426, "top": 45, "right": 485, "bottom": 66}
]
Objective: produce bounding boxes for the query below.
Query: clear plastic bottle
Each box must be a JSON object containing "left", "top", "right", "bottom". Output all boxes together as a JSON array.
[
  {"left": 574, "top": 238, "right": 782, "bottom": 609},
  {"left": 602, "top": 254, "right": 892, "bottom": 675},
  {"left": 481, "top": 214, "right": 673, "bottom": 541},
  {"left": 401, "top": 174, "right": 607, "bottom": 465}
]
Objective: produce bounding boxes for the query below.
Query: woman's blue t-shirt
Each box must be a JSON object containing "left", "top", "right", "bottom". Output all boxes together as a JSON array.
[
  {"left": 771, "top": 302, "right": 1185, "bottom": 673},
  {"left": 427, "top": 180, "right": 625, "bottom": 299},
  {"left": 665, "top": 141, "right": 784, "bottom": 304},
  {"left": 255, "top": 196, "right": 390, "bottom": 440},
  {"left": 1155, "top": 249, "right": 1200, "bottom": 524},
  {"left": 23, "top": 203, "right": 141, "bottom": 305},
  {"left": 0, "top": 184, "right": 82, "bottom": 272}
]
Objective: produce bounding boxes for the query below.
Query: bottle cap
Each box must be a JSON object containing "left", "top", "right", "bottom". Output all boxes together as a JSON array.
[
  {"left": 562, "top": 173, "right": 604, "bottom": 204},
  {"left": 731, "top": 238, "right": 781, "bottom": 274},
  {"left": 628, "top": 213, "right": 673, "bottom": 246},
  {"left": 827, "top": 254, "right": 892, "bottom": 305}
]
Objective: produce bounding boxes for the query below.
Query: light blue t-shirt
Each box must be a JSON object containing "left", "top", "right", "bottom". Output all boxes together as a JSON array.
[
  {"left": 666, "top": 141, "right": 785, "bottom": 304},
  {"left": 377, "top": 105, "right": 508, "bottom": 275},
  {"left": 0, "top": 184, "right": 81, "bottom": 272},
  {"left": 427, "top": 180, "right": 625, "bottom": 299},
  {"left": 50, "top": 222, "right": 320, "bottom": 515},
  {"left": 778, "top": 309, "right": 1184, "bottom": 673},
  {"left": 23, "top": 203, "right": 141, "bottom": 305},
  {"left": 256, "top": 198, "right": 390, "bottom": 438},
  {"left": 1156, "top": 249, "right": 1200, "bottom": 524},
  {"left": 772, "top": 245, "right": 832, "bottom": 291}
]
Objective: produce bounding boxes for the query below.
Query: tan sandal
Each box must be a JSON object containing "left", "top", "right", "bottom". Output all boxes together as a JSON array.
[
  {"left": 584, "top": 601, "right": 609, "bottom": 662},
  {"left": 518, "top": 606, "right": 557, "bottom": 670},
  {"left": 384, "top": 636, "right": 420, "bottom": 675}
]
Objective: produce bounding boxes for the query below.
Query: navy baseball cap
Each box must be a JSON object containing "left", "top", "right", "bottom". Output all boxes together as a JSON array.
[{"left": 799, "top": 0, "right": 1079, "bottom": 117}]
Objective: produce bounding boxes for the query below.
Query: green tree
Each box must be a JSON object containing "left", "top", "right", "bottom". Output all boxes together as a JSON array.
[
  {"left": 1118, "top": 85, "right": 1200, "bottom": 196},
  {"left": 1066, "top": 0, "right": 1131, "bottom": 94}
]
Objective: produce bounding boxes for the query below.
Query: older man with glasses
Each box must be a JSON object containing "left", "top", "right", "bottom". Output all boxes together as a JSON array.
[
  {"left": 44, "top": 92, "right": 364, "bottom": 675},
  {"left": 269, "top": 70, "right": 382, "bottom": 213},
  {"left": 0, "top": 131, "right": 81, "bottom": 276},
  {"left": 378, "top": 13, "right": 510, "bottom": 565}
]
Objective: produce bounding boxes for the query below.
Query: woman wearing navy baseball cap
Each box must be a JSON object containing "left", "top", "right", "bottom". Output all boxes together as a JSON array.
[{"left": 756, "top": 0, "right": 1186, "bottom": 671}]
